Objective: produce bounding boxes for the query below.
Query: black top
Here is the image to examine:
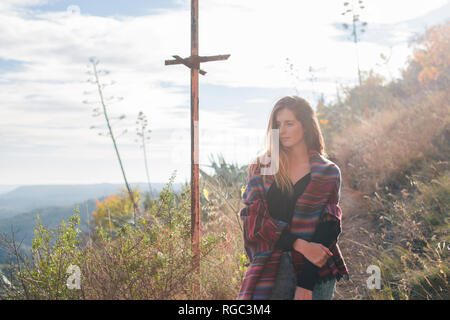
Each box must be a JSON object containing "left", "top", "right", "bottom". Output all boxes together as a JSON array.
[{"left": 267, "top": 173, "right": 339, "bottom": 290}]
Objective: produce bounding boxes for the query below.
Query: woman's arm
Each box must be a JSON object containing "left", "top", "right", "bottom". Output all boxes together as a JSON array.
[
  {"left": 295, "top": 164, "right": 344, "bottom": 296},
  {"left": 240, "top": 164, "right": 286, "bottom": 260},
  {"left": 293, "top": 235, "right": 334, "bottom": 268},
  {"left": 274, "top": 228, "right": 298, "bottom": 251},
  {"left": 240, "top": 198, "right": 284, "bottom": 244},
  {"left": 294, "top": 165, "right": 343, "bottom": 268},
  {"left": 296, "top": 218, "right": 340, "bottom": 290}
]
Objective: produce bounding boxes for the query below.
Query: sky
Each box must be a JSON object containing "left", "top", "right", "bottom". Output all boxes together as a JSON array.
[{"left": 0, "top": 0, "right": 449, "bottom": 186}]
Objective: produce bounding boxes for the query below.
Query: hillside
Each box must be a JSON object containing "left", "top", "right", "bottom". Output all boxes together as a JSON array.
[
  {"left": 0, "top": 182, "right": 183, "bottom": 266},
  {"left": 0, "top": 182, "right": 178, "bottom": 218},
  {"left": 0, "top": 200, "right": 95, "bottom": 266}
]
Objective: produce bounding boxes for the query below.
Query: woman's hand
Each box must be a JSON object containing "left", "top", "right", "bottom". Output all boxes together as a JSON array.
[
  {"left": 293, "top": 238, "right": 333, "bottom": 268},
  {"left": 294, "top": 286, "right": 312, "bottom": 300}
]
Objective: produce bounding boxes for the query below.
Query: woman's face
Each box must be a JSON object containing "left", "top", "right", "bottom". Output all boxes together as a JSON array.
[{"left": 274, "top": 108, "right": 305, "bottom": 148}]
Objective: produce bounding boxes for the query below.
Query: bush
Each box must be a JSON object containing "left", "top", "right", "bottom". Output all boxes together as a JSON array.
[{"left": 0, "top": 173, "right": 226, "bottom": 299}]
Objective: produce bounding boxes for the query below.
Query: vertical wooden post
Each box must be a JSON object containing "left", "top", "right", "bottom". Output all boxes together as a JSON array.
[
  {"left": 190, "top": 0, "right": 200, "bottom": 298},
  {"left": 165, "top": 0, "right": 229, "bottom": 299}
]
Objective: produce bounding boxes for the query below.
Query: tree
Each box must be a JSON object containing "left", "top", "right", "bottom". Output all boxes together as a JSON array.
[
  {"left": 92, "top": 189, "right": 142, "bottom": 233},
  {"left": 413, "top": 22, "right": 450, "bottom": 89}
]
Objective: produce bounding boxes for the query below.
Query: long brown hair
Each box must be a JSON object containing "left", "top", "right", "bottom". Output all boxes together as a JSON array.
[{"left": 261, "top": 96, "right": 326, "bottom": 196}]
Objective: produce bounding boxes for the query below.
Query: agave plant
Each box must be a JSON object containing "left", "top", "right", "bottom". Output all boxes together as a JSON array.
[{"left": 199, "top": 153, "right": 248, "bottom": 233}]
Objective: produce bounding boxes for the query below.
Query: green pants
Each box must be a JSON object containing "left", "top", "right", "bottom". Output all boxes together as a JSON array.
[{"left": 312, "top": 277, "right": 337, "bottom": 300}]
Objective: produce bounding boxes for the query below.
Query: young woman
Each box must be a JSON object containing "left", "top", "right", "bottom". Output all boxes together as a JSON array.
[{"left": 237, "top": 96, "right": 350, "bottom": 300}]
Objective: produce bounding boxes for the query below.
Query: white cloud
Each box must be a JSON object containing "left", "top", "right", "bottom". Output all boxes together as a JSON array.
[
  {"left": 362, "top": 0, "right": 448, "bottom": 24},
  {"left": 0, "top": 0, "right": 48, "bottom": 11},
  {"left": 245, "top": 98, "right": 269, "bottom": 104}
]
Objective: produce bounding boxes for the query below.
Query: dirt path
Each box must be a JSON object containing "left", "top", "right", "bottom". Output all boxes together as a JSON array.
[{"left": 333, "top": 186, "right": 380, "bottom": 300}]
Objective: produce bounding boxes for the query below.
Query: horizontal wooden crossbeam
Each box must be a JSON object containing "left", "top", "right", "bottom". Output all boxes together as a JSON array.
[{"left": 165, "top": 54, "right": 230, "bottom": 75}]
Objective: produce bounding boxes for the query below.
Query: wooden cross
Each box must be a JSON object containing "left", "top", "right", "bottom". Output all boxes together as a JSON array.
[{"left": 165, "top": 0, "right": 229, "bottom": 297}]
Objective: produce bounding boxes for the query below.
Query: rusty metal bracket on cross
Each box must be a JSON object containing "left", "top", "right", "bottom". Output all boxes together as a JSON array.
[{"left": 165, "top": 54, "right": 230, "bottom": 75}]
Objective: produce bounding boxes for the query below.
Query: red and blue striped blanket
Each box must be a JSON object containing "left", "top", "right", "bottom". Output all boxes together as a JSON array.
[{"left": 237, "top": 149, "right": 350, "bottom": 300}]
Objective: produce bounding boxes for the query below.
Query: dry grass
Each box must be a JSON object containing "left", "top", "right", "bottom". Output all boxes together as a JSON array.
[
  {"left": 327, "top": 87, "right": 450, "bottom": 299},
  {"left": 331, "top": 90, "right": 450, "bottom": 194}
]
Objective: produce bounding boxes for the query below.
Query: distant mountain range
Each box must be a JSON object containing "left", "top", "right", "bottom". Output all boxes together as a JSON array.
[
  {"left": 0, "top": 182, "right": 184, "bottom": 266},
  {"left": 0, "top": 182, "right": 182, "bottom": 219},
  {"left": 0, "top": 185, "right": 19, "bottom": 195},
  {"left": 0, "top": 199, "right": 98, "bottom": 266}
]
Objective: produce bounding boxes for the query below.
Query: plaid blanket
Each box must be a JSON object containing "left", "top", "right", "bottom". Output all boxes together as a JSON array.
[{"left": 237, "top": 149, "right": 349, "bottom": 300}]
